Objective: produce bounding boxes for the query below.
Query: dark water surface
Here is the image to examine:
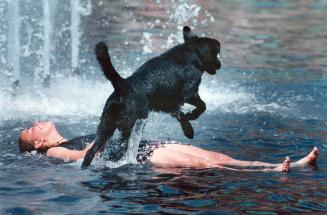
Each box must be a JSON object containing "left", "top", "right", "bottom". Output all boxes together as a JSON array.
[{"left": 1, "top": 0, "right": 326, "bottom": 214}]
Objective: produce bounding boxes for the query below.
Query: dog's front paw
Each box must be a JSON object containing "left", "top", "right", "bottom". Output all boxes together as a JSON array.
[
  {"left": 95, "top": 42, "right": 109, "bottom": 58},
  {"left": 180, "top": 120, "right": 194, "bottom": 139},
  {"left": 185, "top": 112, "right": 197, "bottom": 120}
]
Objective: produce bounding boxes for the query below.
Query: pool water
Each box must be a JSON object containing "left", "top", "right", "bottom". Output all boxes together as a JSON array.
[{"left": 0, "top": 0, "right": 326, "bottom": 214}]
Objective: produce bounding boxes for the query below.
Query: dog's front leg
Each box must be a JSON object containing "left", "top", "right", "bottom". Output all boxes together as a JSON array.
[
  {"left": 173, "top": 111, "right": 194, "bottom": 139},
  {"left": 185, "top": 94, "right": 206, "bottom": 120}
]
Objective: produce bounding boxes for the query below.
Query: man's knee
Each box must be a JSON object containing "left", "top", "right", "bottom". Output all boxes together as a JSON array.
[{"left": 189, "top": 157, "right": 211, "bottom": 168}]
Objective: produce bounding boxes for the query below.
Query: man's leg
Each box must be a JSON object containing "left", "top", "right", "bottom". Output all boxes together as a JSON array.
[
  {"left": 164, "top": 144, "right": 278, "bottom": 168},
  {"left": 150, "top": 147, "right": 217, "bottom": 169},
  {"left": 149, "top": 147, "right": 290, "bottom": 172}
]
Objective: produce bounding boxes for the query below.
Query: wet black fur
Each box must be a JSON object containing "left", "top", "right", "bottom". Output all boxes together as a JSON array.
[{"left": 82, "top": 26, "right": 221, "bottom": 167}]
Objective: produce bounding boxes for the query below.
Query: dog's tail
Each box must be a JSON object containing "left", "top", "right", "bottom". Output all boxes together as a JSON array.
[{"left": 95, "top": 42, "right": 127, "bottom": 96}]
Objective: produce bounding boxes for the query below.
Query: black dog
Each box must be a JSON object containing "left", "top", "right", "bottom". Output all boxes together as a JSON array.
[{"left": 82, "top": 26, "right": 221, "bottom": 167}]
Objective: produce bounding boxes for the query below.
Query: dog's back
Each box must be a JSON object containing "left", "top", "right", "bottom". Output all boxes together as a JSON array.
[{"left": 126, "top": 43, "right": 203, "bottom": 112}]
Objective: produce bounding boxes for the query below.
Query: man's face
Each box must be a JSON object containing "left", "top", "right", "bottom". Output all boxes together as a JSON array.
[{"left": 20, "top": 121, "right": 55, "bottom": 146}]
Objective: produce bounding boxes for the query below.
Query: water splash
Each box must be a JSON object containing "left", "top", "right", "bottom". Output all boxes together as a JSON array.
[
  {"left": 6, "top": 0, "right": 20, "bottom": 88},
  {"left": 70, "top": 0, "right": 92, "bottom": 75},
  {"left": 0, "top": 0, "right": 92, "bottom": 89},
  {"left": 141, "top": 32, "right": 153, "bottom": 54},
  {"left": 0, "top": 72, "right": 294, "bottom": 122},
  {"left": 0, "top": 77, "right": 111, "bottom": 121},
  {"left": 165, "top": 0, "right": 215, "bottom": 48},
  {"left": 125, "top": 119, "right": 147, "bottom": 163},
  {"left": 41, "top": 0, "right": 53, "bottom": 87},
  {"left": 91, "top": 119, "right": 147, "bottom": 169},
  {"left": 199, "top": 83, "right": 291, "bottom": 115},
  {"left": 0, "top": 1, "right": 303, "bottom": 126}
]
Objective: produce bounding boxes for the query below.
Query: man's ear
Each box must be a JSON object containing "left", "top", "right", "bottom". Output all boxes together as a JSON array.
[
  {"left": 183, "top": 26, "right": 198, "bottom": 42},
  {"left": 34, "top": 139, "right": 44, "bottom": 149}
]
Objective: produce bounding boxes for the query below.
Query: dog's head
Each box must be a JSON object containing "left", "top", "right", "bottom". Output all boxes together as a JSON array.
[{"left": 183, "top": 26, "right": 221, "bottom": 75}]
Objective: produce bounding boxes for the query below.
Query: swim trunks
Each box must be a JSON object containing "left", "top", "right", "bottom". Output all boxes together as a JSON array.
[
  {"left": 107, "top": 139, "right": 175, "bottom": 163},
  {"left": 136, "top": 140, "right": 166, "bottom": 163},
  {"left": 137, "top": 140, "right": 188, "bottom": 163}
]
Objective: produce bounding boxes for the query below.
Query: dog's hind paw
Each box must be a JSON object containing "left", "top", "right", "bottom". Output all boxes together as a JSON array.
[
  {"left": 180, "top": 120, "right": 194, "bottom": 139},
  {"left": 95, "top": 41, "right": 109, "bottom": 58}
]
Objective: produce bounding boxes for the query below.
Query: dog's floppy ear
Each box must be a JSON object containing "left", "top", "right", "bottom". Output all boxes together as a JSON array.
[{"left": 183, "top": 26, "right": 198, "bottom": 42}]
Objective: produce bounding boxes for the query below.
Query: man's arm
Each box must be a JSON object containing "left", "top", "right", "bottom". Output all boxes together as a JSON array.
[{"left": 46, "top": 146, "right": 91, "bottom": 161}]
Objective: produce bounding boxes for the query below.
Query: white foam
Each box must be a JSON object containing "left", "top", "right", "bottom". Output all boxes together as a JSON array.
[
  {"left": 199, "top": 84, "right": 255, "bottom": 112},
  {"left": 0, "top": 76, "right": 111, "bottom": 121},
  {"left": 199, "top": 83, "right": 290, "bottom": 115},
  {"left": 0, "top": 74, "right": 292, "bottom": 121}
]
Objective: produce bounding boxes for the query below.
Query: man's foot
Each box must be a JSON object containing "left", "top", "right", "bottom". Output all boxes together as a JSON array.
[
  {"left": 270, "top": 156, "right": 290, "bottom": 172},
  {"left": 281, "top": 156, "right": 291, "bottom": 172},
  {"left": 293, "top": 147, "right": 319, "bottom": 167}
]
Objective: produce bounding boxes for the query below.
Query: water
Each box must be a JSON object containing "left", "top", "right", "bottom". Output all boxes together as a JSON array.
[{"left": 0, "top": 0, "right": 327, "bottom": 214}]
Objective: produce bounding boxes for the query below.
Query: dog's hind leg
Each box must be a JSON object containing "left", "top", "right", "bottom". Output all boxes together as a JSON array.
[
  {"left": 82, "top": 97, "right": 122, "bottom": 167},
  {"left": 82, "top": 122, "right": 116, "bottom": 167},
  {"left": 109, "top": 127, "right": 133, "bottom": 161},
  {"left": 172, "top": 111, "right": 194, "bottom": 139},
  {"left": 106, "top": 119, "right": 139, "bottom": 161},
  {"left": 109, "top": 117, "right": 147, "bottom": 161},
  {"left": 185, "top": 94, "right": 206, "bottom": 120}
]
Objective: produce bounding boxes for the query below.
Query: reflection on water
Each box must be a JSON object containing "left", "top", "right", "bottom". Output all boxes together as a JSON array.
[{"left": 0, "top": 0, "right": 326, "bottom": 214}]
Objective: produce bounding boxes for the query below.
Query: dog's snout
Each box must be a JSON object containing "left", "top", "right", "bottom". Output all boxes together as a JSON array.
[{"left": 217, "top": 60, "right": 221, "bottom": 70}]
